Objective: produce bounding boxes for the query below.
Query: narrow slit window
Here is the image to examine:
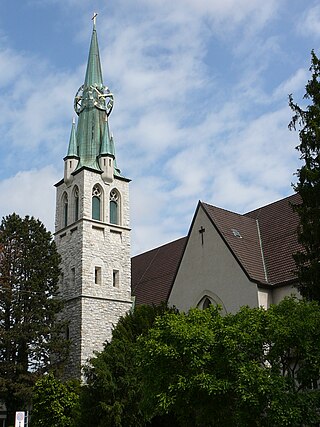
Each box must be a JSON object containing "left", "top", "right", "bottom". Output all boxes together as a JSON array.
[
  {"left": 95, "top": 266, "right": 102, "bottom": 285},
  {"left": 63, "top": 193, "right": 68, "bottom": 227},
  {"left": 113, "top": 270, "right": 119, "bottom": 288},
  {"left": 74, "top": 187, "right": 79, "bottom": 221},
  {"left": 71, "top": 267, "right": 75, "bottom": 287}
]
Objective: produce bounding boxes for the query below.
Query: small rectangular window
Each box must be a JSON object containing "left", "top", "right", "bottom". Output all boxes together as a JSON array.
[
  {"left": 113, "top": 270, "right": 119, "bottom": 288},
  {"left": 95, "top": 266, "right": 102, "bottom": 285}
]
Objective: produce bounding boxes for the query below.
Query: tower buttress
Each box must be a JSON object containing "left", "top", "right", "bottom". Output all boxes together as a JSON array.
[{"left": 54, "top": 16, "right": 132, "bottom": 378}]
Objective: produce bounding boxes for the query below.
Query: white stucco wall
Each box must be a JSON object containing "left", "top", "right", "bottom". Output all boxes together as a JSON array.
[
  {"left": 271, "top": 284, "right": 300, "bottom": 305},
  {"left": 168, "top": 205, "right": 259, "bottom": 314}
]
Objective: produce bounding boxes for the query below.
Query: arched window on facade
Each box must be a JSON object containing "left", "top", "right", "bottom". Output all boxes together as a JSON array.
[
  {"left": 109, "top": 189, "right": 120, "bottom": 225},
  {"left": 73, "top": 186, "right": 79, "bottom": 222},
  {"left": 62, "top": 193, "right": 68, "bottom": 227},
  {"left": 197, "top": 294, "right": 227, "bottom": 314},
  {"left": 92, "top": 185, "right": 102, "bottom": 221},
  {"left": 202, "top": 297, "right": 212, "bottom": 309},
  {"left": 197, "top": 295, "right": 213, "bottom": 310}
]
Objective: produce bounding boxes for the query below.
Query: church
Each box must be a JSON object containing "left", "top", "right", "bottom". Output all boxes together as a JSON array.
[{"left": 55, "top": 18, "right": 301, "bottom": 377}]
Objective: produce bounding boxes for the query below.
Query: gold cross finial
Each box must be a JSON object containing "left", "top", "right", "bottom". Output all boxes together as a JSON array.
[{"left": 92, "top": 12, "right": 98, "bottom": 25}]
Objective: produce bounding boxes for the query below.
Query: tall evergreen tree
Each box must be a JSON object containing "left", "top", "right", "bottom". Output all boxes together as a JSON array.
[
  {"left": 0, "top": 214, "right": 67, "bottom": 422},
  {"left": 289, "top": 50, "right": 320, "bottom": 300}
]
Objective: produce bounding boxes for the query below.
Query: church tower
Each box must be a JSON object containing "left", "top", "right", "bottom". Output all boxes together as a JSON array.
[{"left": 55, "top": 16, "right": 132, "bottom": 378}]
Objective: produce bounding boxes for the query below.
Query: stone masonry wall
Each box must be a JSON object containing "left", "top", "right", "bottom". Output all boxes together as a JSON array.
[{"left": 55, "top": 168, "right": 132, "bottom": 377}]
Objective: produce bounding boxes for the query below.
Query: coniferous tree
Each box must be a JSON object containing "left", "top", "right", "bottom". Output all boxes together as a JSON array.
[
  {"left": 0, "top": 214, "right": 67, "bottom": 422},
  {"left": 289, "top": 50, "right": 320, "bottom": 300}
]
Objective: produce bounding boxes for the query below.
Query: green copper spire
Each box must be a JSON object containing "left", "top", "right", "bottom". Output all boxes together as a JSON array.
[
  {"left": 84, "top": 20, "right": 103, "bottom": 87},
  {"left": 73, "top": 15, "right": 115, "bottom": 172},
  {"left": 66, "top": 118, "right": 78, "bottom": 157},
  {"left": 110, "top": 133, "right": 122, "bottom": 177},
  {"left": 100, "top": 117, "right": 113, "bottom": 156}
]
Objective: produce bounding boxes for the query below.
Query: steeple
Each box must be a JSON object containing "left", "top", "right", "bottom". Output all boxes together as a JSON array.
[
  {"left": 55, "top": 13, "right": 132, "bottom": 380},
  {"left": 64, "top": 118, "right": 79, "bottom": 185},
  {"left": 73, "top": 16, "right": 115, "bottom": 174},
  {"left": 84, "top": 19, "right": 103, "bottom": 87},
  {"left": 66, "top": 118, "right": 78, "bottom": 157}
]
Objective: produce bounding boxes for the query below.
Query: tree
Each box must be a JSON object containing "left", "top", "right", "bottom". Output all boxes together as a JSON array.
[
  {"left": 31, "top": 374, "right": 80, "bottom": 427},
  {"left": 81, "top": 303, "right": 178, "bottom": 427},
  {"left": 0, "top": 214, "right": 67, "bottom": 422},
  {"left": 138, "top": 298, "right": 320, "bottom": 426},
  {"left": 289, "top": 50, "right": 320, "bottom": 300}
]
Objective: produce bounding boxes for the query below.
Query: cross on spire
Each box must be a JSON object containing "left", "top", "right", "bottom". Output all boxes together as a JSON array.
[{"left": 92, "top": 12, "right": 98, "bottom": 25}]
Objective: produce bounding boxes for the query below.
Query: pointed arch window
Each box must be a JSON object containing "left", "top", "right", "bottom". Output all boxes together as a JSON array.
[
  {"left": 202, "top": 297, "right": 212, "bottom": 309},
  {"left": 197, "top": 295, "right": 213, "bottom": 310},
  {"left": 73, "top": 186, "right": 79, "bottom": 222},
  {"left": 110, "top": 189, "right": 120, "bottom": 225},
  {"left": 92, "top": 185, "right": 102, "bottom": 221},
  {"left": 62, "top": 193, "right": 68, "bottom": 227}
]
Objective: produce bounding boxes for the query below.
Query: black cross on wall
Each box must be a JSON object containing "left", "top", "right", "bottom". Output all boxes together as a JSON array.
[{"left": 199, "top": 226, "right": 205, "bottom": 245}]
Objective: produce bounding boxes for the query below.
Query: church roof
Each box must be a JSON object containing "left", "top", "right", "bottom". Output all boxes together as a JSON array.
[
  {"left": 131, "top": 237, "right": 187, "bottom": 306},
  {"left": 131, "top": 194, "right": 302, "bottom": 305},
  {"left": 245, "top": 193, "right": 301, "bottom": 285},
  {"left": 201, "top": 202, "right": 268, "bottom": 284}
]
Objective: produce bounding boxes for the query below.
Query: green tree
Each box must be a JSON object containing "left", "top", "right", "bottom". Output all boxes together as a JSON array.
[
  {"left": 31, "top": 374, "right": 80, "bottom": 427},
  {"left": 138, "top": 298, "right": 320, "bottom": 426},
  {"left": 289, "top": 50, "right": 320, "bottom": 300},
  {"left": 81, "top": 303, "right": 178, "bottom": 427},
  {"left": 0, "top": 214, "right": 67, "bottom": 422}
]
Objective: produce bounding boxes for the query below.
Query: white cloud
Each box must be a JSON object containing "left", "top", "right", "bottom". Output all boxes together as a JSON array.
[
  {"left": 0, "top": 0, "right": 309, "bottom": 255},
  {"left": 0, "top": 166, "right": 60, "bottom": 232},
  {"left": 299, "top": 4, "right": 320, "bottom": 38},
  {"left": 0, "top": 47, "right": 27, "bottom": 87},
  {"left": 273, "top": 68, "right": 308, "bottom": 100}
]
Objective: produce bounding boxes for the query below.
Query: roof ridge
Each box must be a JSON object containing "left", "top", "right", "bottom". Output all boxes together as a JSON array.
[
  {"left": 245, "top": 193, "right": 298, "bottom": 216},
  {"left": 201, "top": 201, "right": 242, "bottom": 217},
  {"left": 256, "top": 218, "right": 269, "bottom": 283},
  {"left": 133, "top": 236, "right": 186, "bottom": 258},
  {"left": 132, "top": 247, "right": 161, "bottom": 291}
]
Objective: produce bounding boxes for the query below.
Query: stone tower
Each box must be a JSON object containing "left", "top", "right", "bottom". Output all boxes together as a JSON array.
[{"left": 55, "top": 17, "right": 132, "bottom": 378}]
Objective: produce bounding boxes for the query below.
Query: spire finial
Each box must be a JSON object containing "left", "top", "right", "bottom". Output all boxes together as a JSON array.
[{"left": 92, "top": 12, "right": 98, "bottom": 26}]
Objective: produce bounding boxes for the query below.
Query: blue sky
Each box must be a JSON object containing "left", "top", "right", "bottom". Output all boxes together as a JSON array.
[{"left": 0, "top": 0, "right": 318, "bottom": 254}]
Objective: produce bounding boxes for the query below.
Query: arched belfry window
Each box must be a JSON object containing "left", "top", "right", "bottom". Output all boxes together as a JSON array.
[
  {"left": 109, "top": 189, "right": 120, "bottom": 225},
  {"left": 73, "top": 186, "right": 79, "bottom": 222},
  {"left": 92, "top": 185, "right": 102, "bottom": 221},
  {"left": 62, "top": 193, "right": 68, "bottom": 227}
]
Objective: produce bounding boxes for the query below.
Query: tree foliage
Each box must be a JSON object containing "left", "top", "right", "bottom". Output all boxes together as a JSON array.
[
  {"left": 31, "top": 374, "right": 80, "bottom": 427},
  {"left": 138, "top": 298, "right": 320, "bottom": 426},
  {"left": 289, "top": 50, "right": 320, "bottom": 300},
  {"left": 81, "top": 303, "right": 178, "bottom": 427},
  {"left": 0, "top": 214, "right": 67, "bottom": 419}
]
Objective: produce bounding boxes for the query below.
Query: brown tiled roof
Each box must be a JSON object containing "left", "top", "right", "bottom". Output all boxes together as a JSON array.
[
  {"left": 245, "top": 193, "right": 302, "bottom": 285},
  {"left": 202, "top": 203, "right": 267, "bottom": 284},
  {"left": 131, "top": 194, "right": 302, "bottom": 305},
  {"left": 131, "top": 237, "right": 186, "bottom": 306}
]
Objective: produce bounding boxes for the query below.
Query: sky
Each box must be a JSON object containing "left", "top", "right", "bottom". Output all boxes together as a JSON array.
[{"left": 0, "top": 0, "right": 318, "bottom": 255}]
